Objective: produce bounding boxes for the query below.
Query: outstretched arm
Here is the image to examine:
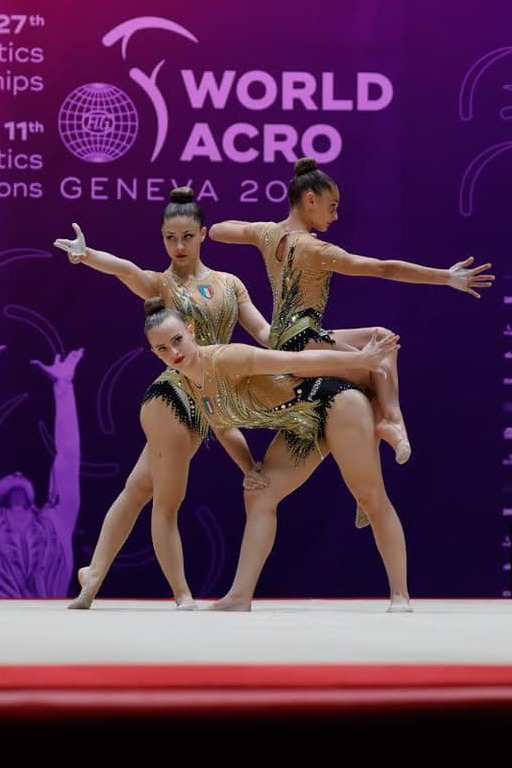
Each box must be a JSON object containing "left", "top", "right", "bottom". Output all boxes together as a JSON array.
[
  {"left": 209, "top": 220, "right": 259, "bottom": 245},
  {"left": 316, "top": 240, "right": 495, "bottom": 299},
  {"left": 30, "top": 349, "right": 83, "bottom": 544},
  {"left": 53, "top": 223, "right": 157, "bottom": 298},
  {"left": 209, "top": 221, "right": 495, "bottom": 298},
  {"left": 218, "top": 331, "right": 399, "bottom": 380}
]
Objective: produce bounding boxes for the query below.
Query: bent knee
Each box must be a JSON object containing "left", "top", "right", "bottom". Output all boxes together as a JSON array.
[
  {"left": 124, "top": 471, "right": 153, "bottom": 505},
  {"left": 243, "top": 486, "right": 283, "bottom": 512},
  {"left": 335, "top": 388, "right": 373, "bottom": 419},
  {"left": 151, "top": 501, "right": 182, "bottom": 522},
  {"left": 354, "top": 487, "right": 382, "bottom": 515}
]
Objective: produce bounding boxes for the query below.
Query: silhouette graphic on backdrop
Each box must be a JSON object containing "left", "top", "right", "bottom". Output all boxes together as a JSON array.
[
  {"left": 0, "top": 348, "right": 83, "bottom": 598},
  {"left": 459, "top": 46, "right": 512, "bottom": 216}
]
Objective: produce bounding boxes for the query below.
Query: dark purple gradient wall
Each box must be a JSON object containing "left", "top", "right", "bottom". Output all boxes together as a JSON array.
[{"left": 0, "top": 0, "right": 509, "bottom": 599}]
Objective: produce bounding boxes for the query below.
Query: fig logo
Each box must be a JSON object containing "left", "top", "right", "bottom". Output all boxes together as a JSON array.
[{"left": 58, "top": 82, "right": 138, "bottom": 163}]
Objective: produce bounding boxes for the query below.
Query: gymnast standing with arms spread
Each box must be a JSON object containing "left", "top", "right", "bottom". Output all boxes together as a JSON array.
[
  {"left": 53, "top": 187, "right": 271, "bottom": 610},
  {"left": 209, "top": 157, "right": 495, "bottom": 527}
]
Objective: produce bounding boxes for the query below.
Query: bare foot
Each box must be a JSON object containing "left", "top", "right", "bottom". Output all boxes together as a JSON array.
[
  {"left": 67, "top": 566, "right": 97, "bottom": 610},
  {"left": 77, "top": 566, "right": 89, "bottom": 588},
  {"left": 176, "top": 596, "right": 198, "bottom": 611},
  {"left": 206, "top": 596, "right": 252, "bottom": 612},
  {"left": 375, "top": 419, "right": 412, "bottom": 465},
  {"left": 386, "top": 594, "right": 413, "bottom": 613},
  {"left": 68, "top": 587, "right": 95, "bottom": 610}
]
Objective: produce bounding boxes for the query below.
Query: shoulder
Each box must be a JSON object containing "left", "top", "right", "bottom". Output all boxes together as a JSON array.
[
  {"left": 246, "top": 221, "right": 280, "bottom": 248},
  {"left": 139, "top": 268, "right": 158, "bottom": 280},
  {"left": 299, "top": 235, "right": 347, "bottom": 264},
  {"left": 150, "top": 269, "right": 169, "bottom": 286},
  {"left": 212, "top": 343, "right": 255, "bottom": 374},
  {"left": 209, "top": 270, "right": 251, "bottom": 295},
  {"left": 207, "top": 269, "right": 236, "bottom": 282}
]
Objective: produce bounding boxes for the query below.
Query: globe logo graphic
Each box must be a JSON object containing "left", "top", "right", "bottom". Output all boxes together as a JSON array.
[{"left": 58, "top": 83, "right": 139, "bottom": 163}]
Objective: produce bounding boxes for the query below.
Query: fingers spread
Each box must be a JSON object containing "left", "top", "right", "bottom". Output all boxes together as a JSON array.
[{"left": 53, "top": 239, "right": 70, "bottom": 251}]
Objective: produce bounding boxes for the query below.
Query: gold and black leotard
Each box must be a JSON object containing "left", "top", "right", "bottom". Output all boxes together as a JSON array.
[
  {"left": 252, "top": 224, "right": 336, "bottom": 352},
  {"left": 180, "top": 344, "right": 367, "bottom": 463},
  {"left": 141, "top": 268, "right": 252, "bottom": 433}
]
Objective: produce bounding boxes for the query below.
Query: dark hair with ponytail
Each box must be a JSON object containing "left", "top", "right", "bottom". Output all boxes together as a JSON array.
[
  {"left": 143, "top": 297, "right": 187, "bottom": 337},
  {"left": 162, "top": 186, "right": 205, "bottom": 227},
  {"left": 287, "top": 157, "right": 336, "bottom": 207}
]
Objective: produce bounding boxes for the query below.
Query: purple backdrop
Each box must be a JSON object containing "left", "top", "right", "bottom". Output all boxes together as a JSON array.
[{"left": 0, "top": 0, "right": 509, "bottom": 600}]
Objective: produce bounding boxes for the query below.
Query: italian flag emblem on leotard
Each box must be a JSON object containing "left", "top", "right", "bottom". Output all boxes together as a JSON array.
[
  {"left": 202, "top": 396, "right": 214, "bottom": 415},
  {"left": 198, "top": 284, "right": 213, "bottom": 299}
]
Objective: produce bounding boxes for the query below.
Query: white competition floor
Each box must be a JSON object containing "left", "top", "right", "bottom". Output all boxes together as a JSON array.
[
  {"left": 1, "top": 597, "right": 511, "bottom": 665},
  {"left": 1, "top": 598, "right": 512, "bottom": 741}
]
